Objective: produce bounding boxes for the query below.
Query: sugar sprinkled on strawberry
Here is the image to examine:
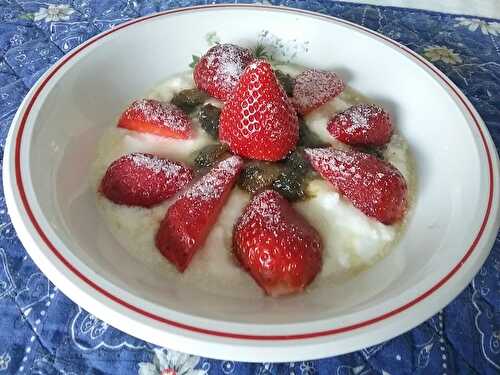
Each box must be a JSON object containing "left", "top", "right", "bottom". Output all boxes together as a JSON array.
[
  {"left": 155, "top": 156, "right": 244, "bottom": 272},
  {"left": 194, "top": 43, "right": 254, "bottom": 101},
  {"left": 118, "top": 99, "right": 192, "bottom": 139},
  {"left": 128, "top": 153, "right": 180, "bottom": 175},
  {"left": 185, "top": 156, "right": 242, "bottom": 201},
  {"left": 327, "top": 104, "right": 392, "bottom": 146},
  {"left": 233, "top": 190, "right": 322, "bottom": 296},
  {"left": 304, "top": 148, "right": 407, "bottom": 224},
  {"left": 293, "top": 69, "right": 345, "bottom": 115},
  {"left": 219, "top": 59, "right": 299, "bottom": 161},
  {"left": 100, "top": 153, "right": 193, "bottom": 207}
]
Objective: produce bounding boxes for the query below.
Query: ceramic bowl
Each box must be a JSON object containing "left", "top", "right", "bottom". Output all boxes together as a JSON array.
[{"left": 3, "top": 4, "right": 499, "bottom": 362}]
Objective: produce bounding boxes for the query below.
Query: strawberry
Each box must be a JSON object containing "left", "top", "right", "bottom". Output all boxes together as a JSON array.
[
  {"left": 118, "top": 99, "right": 192, "bottom": 139},
  {"left": 292, "top": 69, "right": 345, "bottom": 115},
  {"left": 219, "top": 59, "right": 299, "bottom": 161},
  {"left": 304, "top": 148, "right": 407, "bottom": 224},
  {"left": 100, "top": 153, "right": 193, "bottom": 207},
  {"left": 193, "top": 43, "right": 254, "bottom": 101},
  {"left": 327, "top": 104, "right": 392, "bottom": 146},
  {"left": 233, "top": 190, "right": 322, "bottom": 297},
  {"left": 155, "top": 156, "right": 244, "bottom": 272}
]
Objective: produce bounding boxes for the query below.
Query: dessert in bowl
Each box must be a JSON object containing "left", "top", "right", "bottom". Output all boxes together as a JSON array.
[
  {"left": 91, "top": 44, "right": 414, "bottom": 298},
  {"left": 3, "top": 5, "right": 499, "bottom": 362}
]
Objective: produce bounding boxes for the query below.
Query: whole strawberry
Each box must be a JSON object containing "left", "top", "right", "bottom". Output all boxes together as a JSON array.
[
  {"left": 304, "top": 148, "right": 407, "bottom": 224},
  {"left": 156, "top": 156, "right": 243, "bottom": 272},
  {"left": 327, "top": 104, "right": 392, "bottom": 146},
  {"left": 194, "top": 43, "right": 254, "bottom": 101},
  {"left": 100, "top": 153, "right": 193, "bottom": 207},
  {"left": 233, "top": 190, "right": 322, "bottom": 296},
  {"left": 219, "top": 59, "right": 299, "bottom": 161}
]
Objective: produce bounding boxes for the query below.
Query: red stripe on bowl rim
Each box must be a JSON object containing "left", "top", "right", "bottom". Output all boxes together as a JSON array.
[{"left": 13, "top": 4, "right": 495, "bottom": 340}]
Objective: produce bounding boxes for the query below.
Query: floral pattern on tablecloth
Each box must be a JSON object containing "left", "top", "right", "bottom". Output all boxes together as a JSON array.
[{"left": 0, "top": 1, "right": 498, "bottom": 374}]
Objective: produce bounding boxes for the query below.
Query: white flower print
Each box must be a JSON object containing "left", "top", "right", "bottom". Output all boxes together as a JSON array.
[
  {"left": 33, "top": 4, "right": 75, "bottom": 23},
  {"left": 0, "top": 352, "right": 11, "bottom": 371},
  {"left": 138, "top": 348, "right": 207, "bottom": 375},
  {"left": 422, "top": 45, "right": 463, "bottom": 65},
  {"left": 299, "top": 361, "right": 315, "bottom": 375},
  {"left": 455, "top": 17, "right": 500, "bottom": 36}
]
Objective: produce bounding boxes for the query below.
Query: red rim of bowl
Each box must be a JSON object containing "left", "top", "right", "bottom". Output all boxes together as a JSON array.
[{"left": 12, "top": 4, "right": 495, "bottom": 341}]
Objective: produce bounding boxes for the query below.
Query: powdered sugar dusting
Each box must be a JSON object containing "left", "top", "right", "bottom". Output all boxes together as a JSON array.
[
  {"left": 336, "top": 104, "right": 389, "bottom": 135},
  {"left": 127, "top": 153, "right": 183, "bottom": 177},
  {"left": 247, "top": 60, "right": 260, "bottom": 70},
  {"left": 211, "top": 45, "right": 251, "bottom": 90},
  {"left": 293, "top": 69, "right": 345, "bottom": 114},
  {"left": 237, "top": 190, "right": 281, "bottom": 229},
  {"left": 185, "top": 156, "right": 243, "bottom": 201},
  {"left": 305, "top": 147, "right": 392, "bottom": 184},
  {"left": 344, "top": 106, "right": 378, "bottom": 134},
  {"left": 236, "top": 190, "right": 319, "bottom": 249},
  {"left": 194, "top": 44, "right": 254, "bottom": 101},
  {"left": 124, "top": 99, "right": 191, "bottom": 132}
]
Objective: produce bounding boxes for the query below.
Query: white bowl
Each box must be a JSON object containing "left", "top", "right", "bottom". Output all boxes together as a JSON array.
[{"left": 3, "top": 4, "right": 499, "bottom": 362}]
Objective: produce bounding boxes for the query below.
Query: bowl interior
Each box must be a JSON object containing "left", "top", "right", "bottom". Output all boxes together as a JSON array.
[{"left": 24, "top": 8, "right": 488, "bottom": 325}]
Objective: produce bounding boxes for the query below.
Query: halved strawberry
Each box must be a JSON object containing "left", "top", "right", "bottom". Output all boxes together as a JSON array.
[
  {"left": 327, "top": 104, "right": 392, "bottom": 146},
  {"left": 194, "top": 43, "right": 254, "bottom": 101},
  {"left": 233, "top": 190, "right": 322, "bottom": 297},
  {"left": 118, "top": 99, "right": 192, "bottom": 139},
  {"left": 100, "top": 153, "right": 193, "bottom": 207},
  {"left": 219, "top": 59, "right": 299, "bottom": 161},
  {"left": 155, "top": 156, "right": 244, "bottom": 272},
  {"left": 304, "top": 148, "right": 407, "bottom": 224},
  {"left": 292, "top": 69, "right": 345, "bottom": 115}
]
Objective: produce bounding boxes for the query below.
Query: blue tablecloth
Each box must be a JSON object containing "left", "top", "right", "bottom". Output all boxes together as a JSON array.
[{"left": 0, "top": 1, "right": 499, "bottom": 374}]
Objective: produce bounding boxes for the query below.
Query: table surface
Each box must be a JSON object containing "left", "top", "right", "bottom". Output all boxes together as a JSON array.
[{"left": 0, "top": 1, "right": 499, "bottom": 374}]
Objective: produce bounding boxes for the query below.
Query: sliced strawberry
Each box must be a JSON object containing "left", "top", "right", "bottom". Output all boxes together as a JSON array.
[
  {"left": 304, "top": 148, "right": 407, "bottom": 224},
  {"left": 100, "top": 153, "right": 193, "bottom": 207},
  {"left": 327, "top": 104, "right": 393, "bottom": 146},
  {"left": 292, "top": 69, "right": 345, "bottom": 115},
  {"left": 194, "top": 43, "right": 254, "bottom": 101},
  {"left": 219, "top": 59, "right": 299, "bottom": 161},
  {"left": 233, "top": 190, "right": 322, "bottom": 297},
  {"left": 118, "top": 99, "right": 192, "bottom": 139},
  {"left": 156, "top": 156, "right": 244, "bottom": 272}
]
